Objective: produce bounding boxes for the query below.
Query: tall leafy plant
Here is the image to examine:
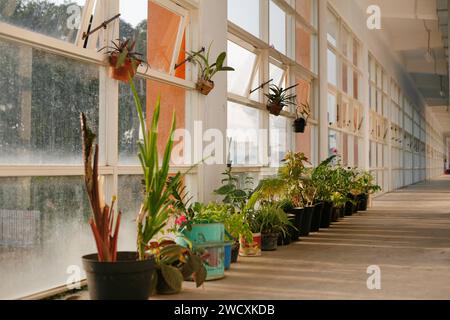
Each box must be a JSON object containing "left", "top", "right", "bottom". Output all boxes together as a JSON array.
[{"left": 129, "top": 78, "right": 181, "bottom": 261}]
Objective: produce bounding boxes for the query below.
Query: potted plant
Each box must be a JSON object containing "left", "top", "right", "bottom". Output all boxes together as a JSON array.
[
  {"left": 187, "top": 42, "right": 235, "bottom": 95},
  {"left": 223, "top": 211, "right": 252, "bottom": 265},
  {"left": 147, "top": 238, "right": 206, "bottom": 295},
  {"left": 293, "top": 102, "right": 311, "bottom": 133},
  {"left": 311, "top": 156, "right": 336, "bottom": 229},
  {"left": 300, "top": 172, "right": 318, "bottom": 235},
  {"left": 80, "top": 113, "right": 155, "bottom": 300},
  {"left": 355, "top": 171, "right": 381, "bottom": 211},
  {"left": 99, "top": 38, "right": 144, "bottom": 83},
  {"left": 252, "top": 203, "right": 292, "bottom": 251},
  {"left": 265, "top": 83, "right": 299, "bottom": 116}
]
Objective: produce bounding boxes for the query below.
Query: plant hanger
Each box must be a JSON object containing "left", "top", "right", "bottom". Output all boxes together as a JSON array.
[{"left": 250, "top": 79, "right": 273, "bottom": 94}]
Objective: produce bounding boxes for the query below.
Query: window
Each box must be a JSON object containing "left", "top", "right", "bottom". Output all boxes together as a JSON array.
[
  {"left": 227, "top": 102, "right": 261, "bottom": 165},
  {"left": 0, "top": 39, "right": 99, "bottom": 165},
  {"left": 269, "top": 0, "right": 286, "bottom": 54},
  {"left": 327, "top": 49, "right": 337, "bottom": 86},
  {"left": 228, "top": 0, "right": 260, "bottom": 38},
  {"left": 326, "top": 9, "right": 338, "bottom": 46},
  {"left": 269, "top": 115, "right": 288, "bottom": 166},
  {"left": 0, "top": 0, "right": 87, "bottom": 43},
  {"left": 227, "top": 40, "right": 258, "bottom": 97},
  {"left": 0, "top": 176, "right": 93, "bottom": 299}
]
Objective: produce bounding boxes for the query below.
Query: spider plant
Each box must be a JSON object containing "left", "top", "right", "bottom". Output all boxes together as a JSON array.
[{"left": 265, "top": 83, "right": 299, "bottom": 116}]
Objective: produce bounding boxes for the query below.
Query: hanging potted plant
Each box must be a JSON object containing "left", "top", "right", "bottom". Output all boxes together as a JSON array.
[
  {"left": 187, "top": 42, "right": 235, "bottom": 95},
  {"left": 265, "top": 83, "right": 299, "bottom": 116},
  {"left": 80, "top": 113, "right": 155, "bottom": 300},
  {"left": 147, "top": 238, "right": 206, "bottom": 295},
  {"left": 99, "top": 38, "right": 144, "bottom": 83},
  {"left": 293, "top": 102, "right": 311, "bottom": 133}
]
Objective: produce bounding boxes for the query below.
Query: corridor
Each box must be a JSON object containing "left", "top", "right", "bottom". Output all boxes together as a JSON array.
[{"left": 156, "top": 176, "right": 450, "bottom": 300}]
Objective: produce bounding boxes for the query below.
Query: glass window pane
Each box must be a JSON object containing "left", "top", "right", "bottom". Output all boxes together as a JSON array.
[
  {"left": 328, "top": 129, "right": 340, "bottom": 156},
  {"left": 295, "top": 123, "right": 313, "bottom": 161},
  {"left": 227, "top": 40, "right": 257, "bottom": 96},
  {"left": 228, "top": 0, "right": 259, "bottom": 38},
  {"left": 327, "top": 49, "right": 337, "bottom": 86},
  {"left": 327, "top": 9, "right": 338, "bottom": 46},
  {"left": 119, "top": 77, "right": 186, "bottom": 165},
  {"left": 296, "top": 22, "right": 312, "bottom": 70},
  {"left": 0, "top": 0, "right": 85, "bottom": 43},
  {"left": 296, "top": 0, "right": 313, "bottom": 24},
  {"left": 227, "top": 102, "right": 260, "bottom": 165},
  {"left": 0, "top": 39, "right": 99, "bottom": 165},
  {"left": 269, "top": 0, "right": 286, "bottom": 54},
  {"left": 0, "top": 176, "right": 93, "bottom": 299},
  {"left": 120, "top": 0, "right": 148, "bottom": 60},
  {"left": 270, "top": 63, "right": 285, "bottom": 87},
  {"left": 269, "top": 115, "right": 288, "bottom": 166},
  {"left": 327, "top": 92, "right": 337, "bottom": 125}
]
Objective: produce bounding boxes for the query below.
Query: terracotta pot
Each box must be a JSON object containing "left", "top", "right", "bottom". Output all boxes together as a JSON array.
[
  {"left": 196, "top": 79, "right": 215, "bottom": 95},
  {"left": 108, "top": 54, "right": 141, "bottom": 83},
  {"left": 267, "top": 102, "right": 284, "bottom": 116}
]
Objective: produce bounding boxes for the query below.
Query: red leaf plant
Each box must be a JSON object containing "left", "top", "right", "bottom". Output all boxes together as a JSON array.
[{"left": 81, "top": 113, "right": 122, "bottom": 262}]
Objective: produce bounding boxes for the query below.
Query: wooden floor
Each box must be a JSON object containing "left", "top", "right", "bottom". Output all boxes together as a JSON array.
[{"left": 77, "top": 176, "right": 450, "bottom": 300}]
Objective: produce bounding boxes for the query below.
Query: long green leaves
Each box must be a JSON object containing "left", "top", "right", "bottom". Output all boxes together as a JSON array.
[{"left": 129, "top": 77, "right": 181, "bottom": 261}]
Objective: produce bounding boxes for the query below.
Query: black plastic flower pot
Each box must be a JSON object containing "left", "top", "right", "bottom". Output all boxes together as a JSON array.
[
  {"left": 310, "top": 202, "right": 323, "bottom": 232},
  {"left": 288, "top": 208, "right": 304, "bottom": 241},
  {"left": 344, "top": 201, "right": 354, "bottom": 216},
  {"left": 231, "top": 242, "right": 240, "bottom": 263},
  {"left": 299, "top": 206, "right": 314, "bottom": 236},
  {"left": 277, "top": 229, "right": 291, "bottom": 246},
  {"left": 262, "top": 233, "right": 279, "bottom": 251},
  {"left": 156, "top": 269, "right": 181, "bottom": 295},
  {"left": 320, "top": 201, "right": 333, "bottom": 228},
  {"left": 293, "top": 118, "right": 307, "bottom": 133},
  {"left": 82, "top": 252, "right": 155, "bottom": 300},
  {"left": 331, "top": 207, "right": 340, "bottom": 222},
  {"left": 358, "top": 194, "right": 368, "bottom": 211}
]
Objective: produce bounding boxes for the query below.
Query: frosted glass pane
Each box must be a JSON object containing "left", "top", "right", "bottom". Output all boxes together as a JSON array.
[
  {"left": 269, "top": 0, "right": 286, "bottom": 54},
  {"left": 269, "top": 115, "right": 288, "bottom": 166},
  {"left": 227, "top": 41, "right": 257, "bottom": 96},
  {"left": 227, "top": 102, "right": 260, "bottom": 165},
  {"left": 228, "top": 0, "right": 259, "bottom": 38},
  {"left": 0, "top": 39, "right": 99, "bottom": 164},
  {"left": 0, "top": 0, "right": 85, "bottom": 42},
  {"left": 0, "top": 176, "right": 93, "bottom": 299},
  {"left": 327, "top": 49, "right": 337, "bottom": 86},
  {"left": 270, "top": 63, "right": 285, "bottom": 87}
]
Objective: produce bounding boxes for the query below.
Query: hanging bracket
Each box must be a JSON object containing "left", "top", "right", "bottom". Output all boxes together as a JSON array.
[
  {"left": 250, "top": 79, "right": 273, "bottom": 94},
  {"left": 175, "top": 47, "right": 205, "bottom": 70},
  {"left": 82, "top": 13, "right": 121, "bottom": 41}
]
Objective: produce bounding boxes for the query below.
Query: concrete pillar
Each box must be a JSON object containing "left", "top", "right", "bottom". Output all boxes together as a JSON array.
[
  {"left": 196, "top": 0, "right": 228, "bottom": 202},
  {"left": 318, "top": 0, "right": 328, "bottom": 161}
]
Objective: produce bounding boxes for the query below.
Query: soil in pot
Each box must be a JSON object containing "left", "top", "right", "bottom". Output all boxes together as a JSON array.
[
  {"left": 231, "top": 241, "right": 239, "bottom": 263},
  {"left": 196, "top": 79, "right": 215, "bottom": 95},
  {"left": 82, "top": 252, "right": 155, "bottom": 300},
  {"left": 267, "top": 102, "right": 284, "bottom": 116},
  {"left": 299, "top": 206, "right": 314, "bottom": 236},
  {"left": 288, "top": 208, "right": 304, "bottom": 241},
  {"left": 293, "top": 118, "right": 307, "bottom": 133},
  {"left": 108, "top": 55, "right": 141, "bottom": 83},
  {"left": 310, "top": 202, "right": 323, "bottom": 232},
  {"left": 320, "top": 201, "right": 333, "bottom": 228},
  {"left": 262, "top": 233, "right": 279, "bottom": 251}
]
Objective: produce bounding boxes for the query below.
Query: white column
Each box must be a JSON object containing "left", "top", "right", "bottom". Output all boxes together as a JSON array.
[
  {"left": 361, "top": 41, "right": 370, "bottom": 170},
  {"left": 196, "top": 0, "right": 228, "bottom": 203},
  {"left": 318, "top": 0, "right": 328, "bottom": 161}
]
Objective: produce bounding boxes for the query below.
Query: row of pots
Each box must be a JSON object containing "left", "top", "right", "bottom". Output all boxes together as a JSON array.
[{"left": 239, "top": 193, "right": 370, "bottom": 254}]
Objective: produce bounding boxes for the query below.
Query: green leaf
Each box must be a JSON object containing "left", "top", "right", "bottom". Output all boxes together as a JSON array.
[
  {"left": 160, "top": 264, "right": 183, "bottom": 292},
  {"left": 214, "top": 184, "right": 236, "bottom": 195}
]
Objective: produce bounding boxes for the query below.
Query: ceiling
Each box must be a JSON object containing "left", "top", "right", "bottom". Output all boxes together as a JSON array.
[{"left": 356, "top": 0, "right": 450, "bottom": 136}]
